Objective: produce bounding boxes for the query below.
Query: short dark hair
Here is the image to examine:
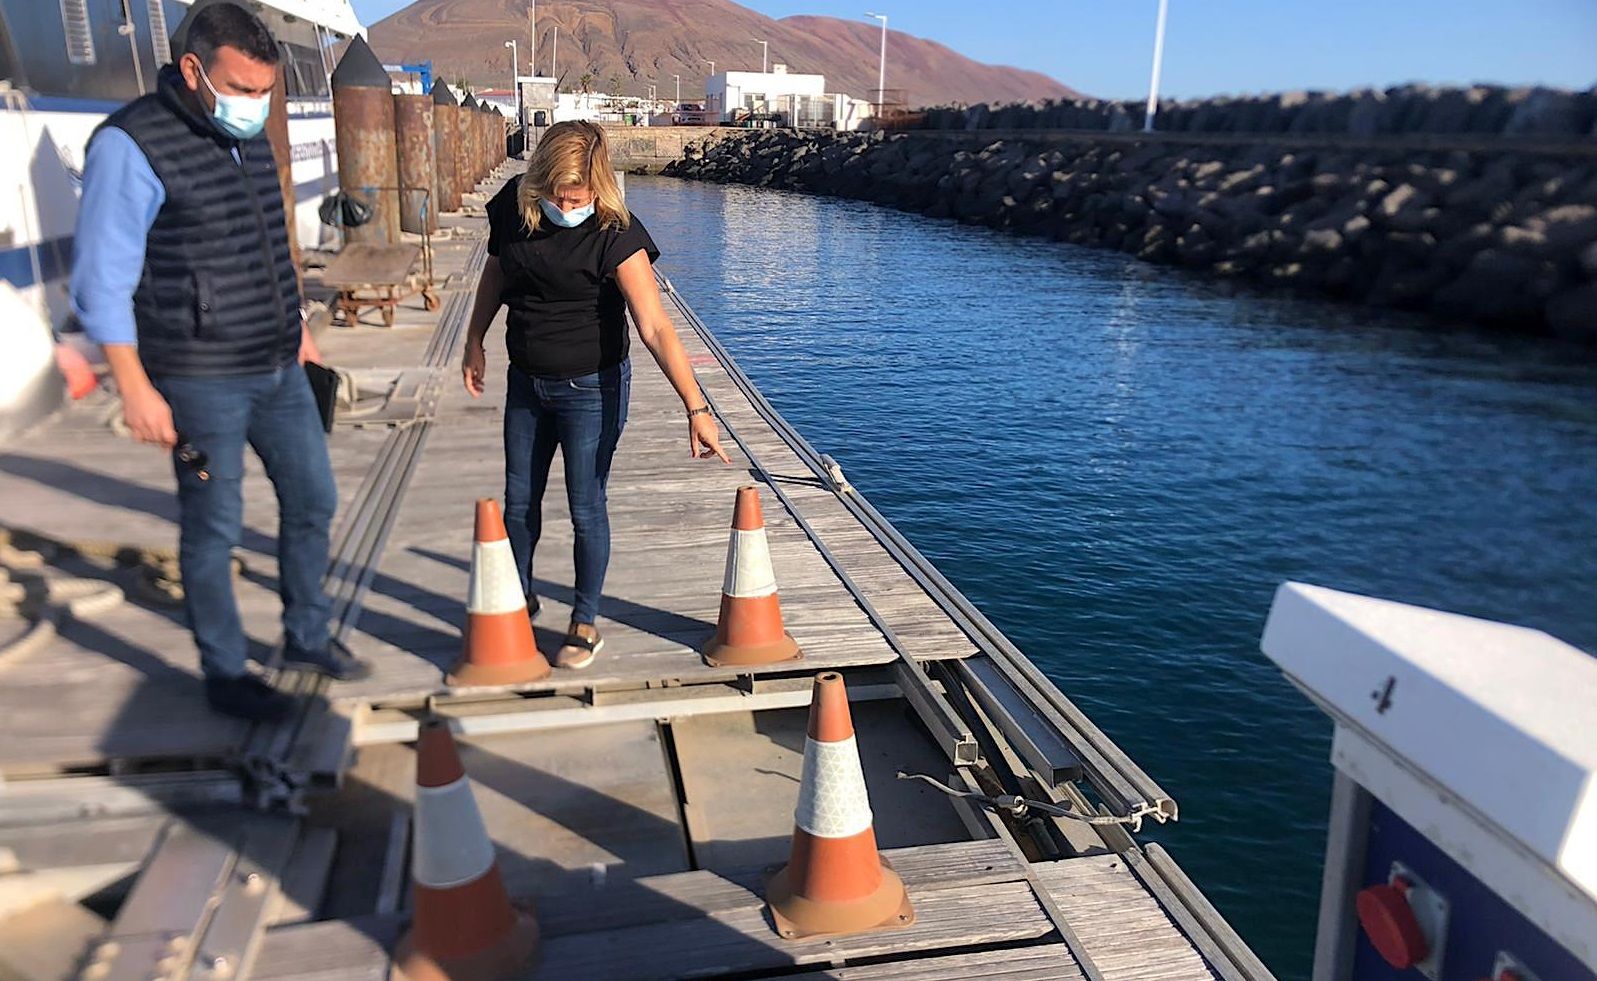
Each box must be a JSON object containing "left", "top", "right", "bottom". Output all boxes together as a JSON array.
[{"left": 183, "top": 2, "right": 280, "bottom": 67}]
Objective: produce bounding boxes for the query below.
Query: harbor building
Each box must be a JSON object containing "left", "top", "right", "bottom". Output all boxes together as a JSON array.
[{"left": 707, "top": 65, "right": 873, "bottom": 130}]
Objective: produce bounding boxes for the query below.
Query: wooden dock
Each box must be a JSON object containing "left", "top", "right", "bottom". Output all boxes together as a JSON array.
[{"left": 0, "top": 166, "right": 1273, "bottom": 981}]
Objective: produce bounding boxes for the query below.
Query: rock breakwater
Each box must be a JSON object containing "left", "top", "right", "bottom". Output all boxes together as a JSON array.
[
  {"left": 663, "top": 130, "right": 1597, "bottom": 340},
  {"left": 907, "top": 84, "right": 1597, "bottom": 139}
]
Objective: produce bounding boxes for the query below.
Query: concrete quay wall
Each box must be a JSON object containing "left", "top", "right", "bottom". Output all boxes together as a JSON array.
[
  {"left": 601, "top": 126, "right": 743, "bottom": 174},
  {"left": 663, "top": 129, "right": 1597, "bottom": 341}
]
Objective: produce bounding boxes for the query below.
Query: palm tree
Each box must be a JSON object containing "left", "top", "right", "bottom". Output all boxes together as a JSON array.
[{"left": 579, "top": 71, "right": 593, "bottom": 94}]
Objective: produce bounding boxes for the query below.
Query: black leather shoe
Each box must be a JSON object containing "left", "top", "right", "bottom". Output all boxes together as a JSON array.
[
  {"left": 282, "top": 638, "right": 373, "bottom": 682},
  {"left": 205, "top": 674, "right": 293, "bottom": 722}
]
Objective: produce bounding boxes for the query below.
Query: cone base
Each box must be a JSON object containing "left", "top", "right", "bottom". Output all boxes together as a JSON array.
[
  {"left": 765, "top": 862, "right": 915, "bottom": 940},
  {"left": 702, "top": 631, "right": 802, "bottom": 668},
  {"left": 446, "top": 654, "right": 552, "bottom": 688},
  {"left": 391, "top": 907, "right": 540, "bottom": 981}
]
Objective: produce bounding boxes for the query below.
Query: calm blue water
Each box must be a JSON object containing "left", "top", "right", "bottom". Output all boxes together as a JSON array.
[{"left": 627, "top": 177, "right": 1597, "bottom": 980}]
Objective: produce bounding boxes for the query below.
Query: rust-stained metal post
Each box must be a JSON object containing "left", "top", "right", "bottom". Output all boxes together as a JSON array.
[
  {"left": 459, "top": 93, "right": 481, "bottom": 194},
  {"left": 431, "top": 82, "right": 461, "bottom": 213},
  {"left": 479, "top": 105, "right": 494, "bottom": 178},
  {"left": 265, "top": 59, "right": 301, "bottom": 268},
  {"left": 474, "top": 103, "right": 490, "bottom": 180},
  {"left": 485, "top": 104, "right": 505, "bottom": 172},
  {"left": 331, "top": 36, "right": 400, "bottom": 244},
  {"left": 393, "top": 92, "right": 436, "bottom": 233},
  {"left": 478, "top": 108, "right": 491, "bottom": 180}
]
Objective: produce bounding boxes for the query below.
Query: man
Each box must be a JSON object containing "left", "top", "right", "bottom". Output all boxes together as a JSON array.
[{"left": 71, "top": 2, "right": 369, "bottom": 722}]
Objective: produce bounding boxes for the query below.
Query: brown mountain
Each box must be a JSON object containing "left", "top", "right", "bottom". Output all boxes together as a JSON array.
[{"left": 367, "top": 0, "right": 1079, "bottom": 108}]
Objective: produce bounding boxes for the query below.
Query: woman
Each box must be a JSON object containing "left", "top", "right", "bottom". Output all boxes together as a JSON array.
[{"left": 462, "top": 121, "right": 729, "bottom": 670}]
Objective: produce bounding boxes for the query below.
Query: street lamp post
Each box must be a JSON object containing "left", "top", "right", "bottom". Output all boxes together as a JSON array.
[
  {"left": 706, "top": 59, "right": 716, "bottom": 76},
  {"left": 863, "top": 13, "right": 887, "bottom": 105},
  {"left": 503, "top": 39, "right": 519, "bottom": 129},
  {"left": 551, "top": 26, "right": 558, "bottom": 78},
  {"left": 1143, "top": 0, "right": 1169, "bottom": 132},
  {"left": 673, "top": 73, "right": 681, "bottom": 105},
  {"left": 752, "top": 38, "right": 768, "bottom": 74}
]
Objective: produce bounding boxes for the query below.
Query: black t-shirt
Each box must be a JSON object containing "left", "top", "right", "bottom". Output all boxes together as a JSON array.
[{"left": 485, "top": 176, "right": 661, "bottom": 379}]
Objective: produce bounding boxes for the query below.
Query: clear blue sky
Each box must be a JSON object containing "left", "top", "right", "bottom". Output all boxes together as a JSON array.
[{"left": 349, "top": 0, "right": 1597, "bottom": 100}]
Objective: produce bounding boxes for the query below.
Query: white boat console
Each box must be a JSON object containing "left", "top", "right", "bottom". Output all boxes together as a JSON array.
[{"left": 1262, "top": 582, "right": 1596, "bottom": 981}]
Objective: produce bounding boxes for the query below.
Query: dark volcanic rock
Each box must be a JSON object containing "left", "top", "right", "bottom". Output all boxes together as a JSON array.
[{"left": 666, "top": 128, "right": 1597, "bottom": 340}]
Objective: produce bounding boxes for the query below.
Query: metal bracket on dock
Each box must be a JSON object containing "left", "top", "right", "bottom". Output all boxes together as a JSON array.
[
  {"left": 818, "top": 454, "right": 854, "bottom": 494},
  {"left": 77, "top": 817, "right": 298, "bottom": 981}
]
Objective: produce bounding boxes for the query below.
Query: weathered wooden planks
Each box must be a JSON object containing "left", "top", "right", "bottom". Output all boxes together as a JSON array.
[
  {"left": 1036, "top": 855, "right": 1222, "bottom": 981},
  {"left": 255, "top": 839, "right": 1061, "bottom": 980}
]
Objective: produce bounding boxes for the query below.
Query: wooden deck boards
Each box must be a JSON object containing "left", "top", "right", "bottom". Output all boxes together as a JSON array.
[
  {"left": 1, "top": 171, "right": 1245, "bottom": 981},
  {"left": 255, "top": 839, "right": 1070, "bottom": 980},
  {"left": 671, "top": 701, "right": 975, "bottom": 873},
  {"left": 1037, "top": 855, "right": 1222, "bottom": 981}
]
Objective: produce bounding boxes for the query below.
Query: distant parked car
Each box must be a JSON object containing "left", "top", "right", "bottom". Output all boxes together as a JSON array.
[{"left": 673, "top": 103, "right": 717, "bottom": 125}]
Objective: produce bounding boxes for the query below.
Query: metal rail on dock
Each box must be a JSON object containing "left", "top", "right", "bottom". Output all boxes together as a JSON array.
[
  {"left": 658, "top": 274, "right": 1177, "bottom": 828},
  {"left": 240, "top": 239, "right": 487, "bottom": 808}
]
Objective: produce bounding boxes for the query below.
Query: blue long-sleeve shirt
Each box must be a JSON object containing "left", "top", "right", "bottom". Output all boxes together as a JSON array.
[{"left": 70, "top": 128, "right": 166, "bottom": 347}]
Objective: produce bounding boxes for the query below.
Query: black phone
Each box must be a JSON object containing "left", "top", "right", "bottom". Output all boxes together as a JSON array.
[{"left": 304, "top": 361, "right": 337, "bottom": 433}]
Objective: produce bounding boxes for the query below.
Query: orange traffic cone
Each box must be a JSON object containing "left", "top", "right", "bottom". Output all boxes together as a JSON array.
[
  {"left": 53, "top": 342, "right": 97, "bottom": 399},
  {"left": 702, "top": 485, "right": 802, "bottom": 667},
  {"left": 392, "top": 721, "right": 540, "bottom": 980},
  {"left": 766, "top": 672, "right": 914, "bottom": 939},
  {"left": 448, "top": 499, "right": 551, "bottom": 686}
]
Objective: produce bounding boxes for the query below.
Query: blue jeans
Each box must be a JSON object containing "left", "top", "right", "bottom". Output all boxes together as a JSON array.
[
  {"left": 503, "top": 361, "right": 631, "bottom": 624},
  {"left": 153, "top": 366, "right": 337, "bottom": 679}
]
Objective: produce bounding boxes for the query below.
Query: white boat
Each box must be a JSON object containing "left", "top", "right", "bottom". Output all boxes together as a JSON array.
[{"left": 0, "top": 0, "right": 364, "bottom": 446}]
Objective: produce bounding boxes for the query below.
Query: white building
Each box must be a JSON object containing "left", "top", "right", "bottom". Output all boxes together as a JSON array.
[
  {"left": 706, "top": 64, "right": 873, "bottom": 131},
  {"left": 551, "top": 91, "right": 670, "bottom": 126}
]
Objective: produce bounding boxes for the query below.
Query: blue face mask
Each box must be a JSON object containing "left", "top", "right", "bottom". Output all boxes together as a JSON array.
[
  {"left": 197, "top": 62, "right": 270, "bottom": 140},
  {"left": 540, "top": 197, "right": 595, "bottom": 228}
]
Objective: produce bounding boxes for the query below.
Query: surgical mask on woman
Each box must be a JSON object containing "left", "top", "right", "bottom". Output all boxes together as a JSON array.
[
  {"left": 197, "top": 63, "right": 271, "bottom": 140},
  {"left": 540, "top": 197, "right": 595, "bottom": 228}
]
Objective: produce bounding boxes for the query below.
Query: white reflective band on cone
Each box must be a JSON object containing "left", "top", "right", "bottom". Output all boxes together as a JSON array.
[
  {"left": 413, "top": 777, "right": 497, "bottom": 889},
  {"left": 794, "top": 735, "right": 874, "bottom": 839},
  {"left": 468, "top": 538, "right": 525, "bottom": 615},
  {"left": 723, "top": 528, "right": 777, "bottom": 598}
]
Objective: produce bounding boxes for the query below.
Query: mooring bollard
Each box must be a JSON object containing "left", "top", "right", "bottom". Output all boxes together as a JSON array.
[
  {"left": 431, "top": 82, "right": 461, "bottom": 214},
  {"left": 393, "top": 92, "right": 437, "bottom": 233},
  {"left": 331, "top": 36, "right": 400, "bottom": 244}
]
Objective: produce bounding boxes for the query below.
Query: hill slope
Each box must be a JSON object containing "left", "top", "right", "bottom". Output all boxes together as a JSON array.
[{"left": 368, "top": 0, "right": 1078, "bottom": 108}]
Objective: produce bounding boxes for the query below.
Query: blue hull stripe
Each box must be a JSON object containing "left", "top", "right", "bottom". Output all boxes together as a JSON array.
[{"left": 1, "top": 237, "right": 76, "bottom": 289}]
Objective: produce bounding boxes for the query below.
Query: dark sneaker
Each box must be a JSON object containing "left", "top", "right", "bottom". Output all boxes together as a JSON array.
[
  {"left": 282, "top": 638, "right": 373, "bottom": 682},
  {"left": 555, "top": 622, "right": 602, "bottom": 670},
  {"left": 206, "top": 674, "right": 294, "bottom": 722}
]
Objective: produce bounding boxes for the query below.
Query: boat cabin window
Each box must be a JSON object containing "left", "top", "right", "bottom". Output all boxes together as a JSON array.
[{"left": 278, "top": 40, "right": 329, "bottom": 100}]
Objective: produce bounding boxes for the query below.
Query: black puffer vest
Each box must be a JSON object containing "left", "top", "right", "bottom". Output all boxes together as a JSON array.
[{"left": 101, "top": 65, "right": 299, "bottom": 376}]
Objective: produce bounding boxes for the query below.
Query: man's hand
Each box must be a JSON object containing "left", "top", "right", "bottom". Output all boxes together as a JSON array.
[
  {"left": 298, "top": 321, "right": 321, "bottom": 365},
  {"left": 123, "top": 384, "right": 177, "bottom": 448},
  {"left": 462, "top": 340, "right": 487, "bottom": 398}
]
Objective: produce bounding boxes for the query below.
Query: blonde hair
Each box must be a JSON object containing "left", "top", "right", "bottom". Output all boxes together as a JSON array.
[{"left": 518, "top": 121, "right": 630, "bottom": 232}]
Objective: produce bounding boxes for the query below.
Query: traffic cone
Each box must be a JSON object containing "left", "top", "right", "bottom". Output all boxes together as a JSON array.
[
  {"left": 54, "top": 342, "right": 97, "bottom": 399},
  {"left": 766, "top": 672, "right": 914, "bottom": 939},
  {"left": 447, "top": 499, "right": 551, "bottom": 686},
  {"left": 702, "top": 485, "right": 802, "bottom": 667},
  {"left": 393, "top": 721, "right": 540, "bottom": 981}
]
